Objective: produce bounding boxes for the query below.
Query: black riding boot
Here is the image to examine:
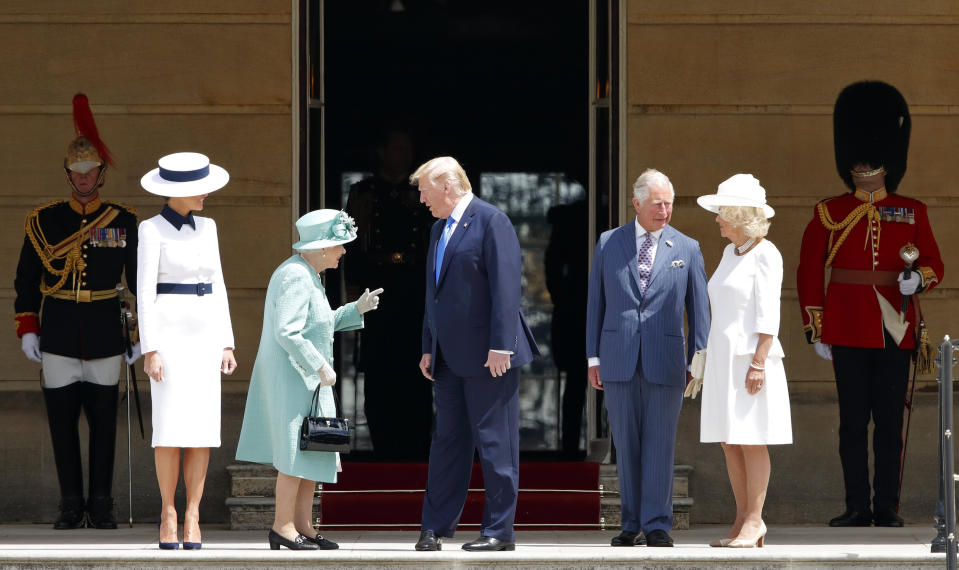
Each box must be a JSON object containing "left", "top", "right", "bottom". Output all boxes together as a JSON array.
[
  {"left": 42, "top": 383, "right": 86, "bottom": 529},
  {"left": 82, "top": 382, "right": 119, "bottom": 529}
]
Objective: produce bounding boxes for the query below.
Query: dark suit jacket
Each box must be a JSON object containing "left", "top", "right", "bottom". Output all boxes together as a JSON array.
[{"left": 422, "top": 196, "right": 538, "bottom": 378}]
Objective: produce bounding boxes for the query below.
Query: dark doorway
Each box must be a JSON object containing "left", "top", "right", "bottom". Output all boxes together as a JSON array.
[{"left": 311, "top": 0, "right": 598, "bottom": 459}]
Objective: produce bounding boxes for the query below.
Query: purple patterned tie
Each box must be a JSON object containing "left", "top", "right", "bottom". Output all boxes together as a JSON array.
[{"left": 638, "top": 232, "right": 653, "bottom": 294}]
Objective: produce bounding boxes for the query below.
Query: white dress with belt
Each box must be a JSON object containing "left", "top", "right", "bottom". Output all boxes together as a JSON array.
[
  {"left": 700, "top": 239, "right": 792, "bottom": 445},
  {"left": 137, "top": 214, "right": 234, "bottom": 448}
]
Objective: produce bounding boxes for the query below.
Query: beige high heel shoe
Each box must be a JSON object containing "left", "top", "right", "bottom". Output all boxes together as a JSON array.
[
  {"left": 709, "top": 537, "right": 733, "bottom": 547},
  {"left": 727, "top": 521, "right": 767, "bottom": 548}
]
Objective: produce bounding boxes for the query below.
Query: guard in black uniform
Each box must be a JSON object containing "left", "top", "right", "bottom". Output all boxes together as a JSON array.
[
  {"left": 345, "top": 127, "right": 434, "bottom": 460},
  {"left": 14, "top": 94, "right": 140, "bottom": 529}
]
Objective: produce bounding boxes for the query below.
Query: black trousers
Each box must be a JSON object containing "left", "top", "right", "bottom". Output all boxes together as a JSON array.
[
  {"left": 831, "top": 331, "right": 911, "bottom": 513},
  {"left": 43, "top": 382, "right": 118, "bottom": 503}
]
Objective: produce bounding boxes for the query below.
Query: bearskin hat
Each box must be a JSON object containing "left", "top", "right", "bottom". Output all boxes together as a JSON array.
[{"left": 833, "top": 80, "right": 911, "bottom": 192}]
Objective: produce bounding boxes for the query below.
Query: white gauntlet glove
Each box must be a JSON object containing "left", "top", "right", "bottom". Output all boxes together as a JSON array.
[
  {"left": 898, "top": 271, "right": 921, "bottom": 295},
  {"left": 814, "top": 341, "right": 833, "bottom": 361},
  {"left": 21, "top": 332, "right": 42, "bottom": 363},
  {"left": 356, "top": 287, "right": 384, "bottom": 315},
  {"left": 125, "top": 342, "right": 142, "bottom": 366},
  {"left": 318, "top": 362, "right": 337, "bottom": 387}
]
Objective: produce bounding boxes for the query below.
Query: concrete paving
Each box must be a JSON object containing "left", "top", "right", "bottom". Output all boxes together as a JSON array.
[{"left": 0, "top": 524, "right": 951, "bottom": 569}]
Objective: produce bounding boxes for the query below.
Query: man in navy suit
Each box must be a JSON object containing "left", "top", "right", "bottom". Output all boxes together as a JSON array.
[
  {"left": 411, "top": 156, "right": 538, "bottom": 552},
  {"left": 586, "top": 168, "right": 709, "bottom": 547}
]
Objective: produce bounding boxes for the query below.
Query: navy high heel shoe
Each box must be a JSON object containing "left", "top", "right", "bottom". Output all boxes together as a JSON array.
[{"left": 183, "top": 541, "right": 202, "bottom": 550}]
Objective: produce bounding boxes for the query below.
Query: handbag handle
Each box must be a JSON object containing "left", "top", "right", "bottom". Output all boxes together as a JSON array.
[{"left": 309, "top": 383, "right": 342, "bottom": 418}]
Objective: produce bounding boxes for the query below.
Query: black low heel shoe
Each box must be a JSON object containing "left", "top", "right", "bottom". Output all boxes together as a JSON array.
[{"left": 268, "top": 529, "right": 319, "bottom": 550}]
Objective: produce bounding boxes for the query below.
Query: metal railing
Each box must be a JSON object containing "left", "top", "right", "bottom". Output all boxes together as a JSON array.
[{"left": 932, "top": 335, "right": 958, "bottom": 568}]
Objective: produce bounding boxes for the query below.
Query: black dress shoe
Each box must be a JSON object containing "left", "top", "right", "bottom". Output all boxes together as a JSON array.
[
  {"left": 645, "top": 529, "right": 674, "bottom": 547},
  {"left": 86, "top": 497, "right": 117, "bottom": 529},
  {"left": 415, "top": 530, "right": 442, "bottom": 551},
  {"left": 828, "top": 509, "right": 873, "bottom": 527},
  {"left": 53, "top": 497, "right": 87, "bottom": 530},
  {"left": 462, "top": 536, "right": 516, "bottom": 551},
  {"left": 610, "top": 530, "right": 646, "bottom": 546},
  {"left": 303, "top": 532, "right": 340, "bottom": 550},
  {"left": 268, "top": 529, "right": 319, "bottom": 550},
  {"left": 873, "top": 507, "right": 905, "bottom": 527}
]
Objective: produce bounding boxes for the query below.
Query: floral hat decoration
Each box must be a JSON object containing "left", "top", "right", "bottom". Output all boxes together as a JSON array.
[{"left": 292, "top": 209, "right": 358, "bottom": 250}]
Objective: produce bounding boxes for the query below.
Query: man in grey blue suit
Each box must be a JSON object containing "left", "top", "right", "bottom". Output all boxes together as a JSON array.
[{"left": 586, "top": 168, "right": 709, "bottom": 547}]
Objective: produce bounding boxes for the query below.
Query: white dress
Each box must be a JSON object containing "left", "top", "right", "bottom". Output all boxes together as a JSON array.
[
  {"left": 137, "top": 214, "right": 234, "bottom": 448},
  {"left": 700, "top": 239, "right": 792, "bottom": 445}
]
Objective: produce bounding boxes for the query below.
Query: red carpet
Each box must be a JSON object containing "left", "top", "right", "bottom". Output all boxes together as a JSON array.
[{"left": 318, "top": 462, "right": 601, "bottom": 530}]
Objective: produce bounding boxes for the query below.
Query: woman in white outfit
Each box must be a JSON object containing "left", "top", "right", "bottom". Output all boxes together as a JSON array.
[
  {"left": 696, "top": 174, "right": 792, "bottom": 549},
  {"left": 137, "top": 152, "right": 237, "bottom": 550}
]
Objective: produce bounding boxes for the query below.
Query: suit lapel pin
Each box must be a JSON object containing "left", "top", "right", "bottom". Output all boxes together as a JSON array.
[{"left": 665, "top": 239, "right": 674, "bottom": 247}]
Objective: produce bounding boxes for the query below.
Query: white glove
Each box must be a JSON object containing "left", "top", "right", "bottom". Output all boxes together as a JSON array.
[
  {"left": 21, "top": 332, "right": 42, "bottom": 363},
  {"left": 318, "top": 362, "right": 337, "bottom": 387},
  {"left": 125, "top": 342, "right": 142, "bottom": 366},
  {"left": 356, "top": 287, "right": 384, "bottom": 315},
  {"left": 814, "top": 341, "right": 833, "bottom": 361},
  {"left": 898, "top": 271, "right": 921, "bottom": 295}
]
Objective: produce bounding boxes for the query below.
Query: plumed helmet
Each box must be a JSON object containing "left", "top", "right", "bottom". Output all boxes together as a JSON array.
[
  {"left": 64, "top": 94, "right": 113, "bottom": 174},
  {"left": 833, "top": 80, "right": 911, "bottom": 192}
]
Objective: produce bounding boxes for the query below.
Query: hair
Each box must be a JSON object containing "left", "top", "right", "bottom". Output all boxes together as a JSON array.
[
  {"left": 718, "top": 206, "right": 770, "bottom": 238},
  {"left": 409, "top": 156, "right": 471, "bottom": 195},
  {"left": 632, "top": 168, "right": 675, "bottom": 204}
]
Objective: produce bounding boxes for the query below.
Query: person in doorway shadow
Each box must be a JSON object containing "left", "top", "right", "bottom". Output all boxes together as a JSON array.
[
  {"left": 345, "top": 126, "right": 434, "bottom": 461},
  {"left": 545, "top": 198, "right": 589, "bottom": 457}
]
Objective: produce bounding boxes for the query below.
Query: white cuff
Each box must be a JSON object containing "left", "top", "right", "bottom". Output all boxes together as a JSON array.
[{"left": 587, "top": 357, "right": 600, "bottom": 368}]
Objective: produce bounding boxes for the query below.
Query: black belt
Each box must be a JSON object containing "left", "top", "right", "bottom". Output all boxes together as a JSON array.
[{"left": 156, "top": 282, "right": 213, "bottom": 296}]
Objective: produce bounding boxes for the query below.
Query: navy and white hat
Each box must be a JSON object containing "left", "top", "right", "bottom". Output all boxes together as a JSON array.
[{"left": 140, "top": 152, "right": 229, "bottom": 197}]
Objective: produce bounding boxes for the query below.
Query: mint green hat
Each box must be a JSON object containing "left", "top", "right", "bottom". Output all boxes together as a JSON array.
[{"left": 292, "top": 209, "right": 358, "bottom": 250}]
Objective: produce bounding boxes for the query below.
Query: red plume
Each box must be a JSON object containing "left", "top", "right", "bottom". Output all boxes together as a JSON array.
[{"left": 72, "top": 93, "right": 114, "bottom": 166}]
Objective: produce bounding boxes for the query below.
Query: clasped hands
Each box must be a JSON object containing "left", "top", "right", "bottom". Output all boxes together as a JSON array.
[{"left": 418, "top": 350, "right": 511, "bottom": 381}]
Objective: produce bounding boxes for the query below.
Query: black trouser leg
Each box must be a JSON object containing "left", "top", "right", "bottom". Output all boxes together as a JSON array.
[
  {"left": 82, "top": 382, "right": 118, "bottom": 528},
  {"left": 43, "top": 383, "right": 85, "bottom": 501},
  {"left": 561, "top": 363, "right": 587, "bottom": 456},
  {"left": 869, "top": 341, "right": 910, "bottom": 512},
  {"left": 42, "top": 383, "right": 87, "bottom": 528},
  {"left": 832, "top": 345, "right": 873, "bottom": 514}
]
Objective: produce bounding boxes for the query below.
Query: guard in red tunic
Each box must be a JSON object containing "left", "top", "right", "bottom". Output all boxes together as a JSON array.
[
  {"left": 14, "top": 95, "right": 139, "bottom": 529},
  {"left": 797, "top": 81, "right": 944, "bottom": 528}
]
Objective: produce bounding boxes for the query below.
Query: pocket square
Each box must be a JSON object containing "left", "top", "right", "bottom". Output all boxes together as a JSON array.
[{"left": 670, "top": 259, "right": 685, "bottom": 268}]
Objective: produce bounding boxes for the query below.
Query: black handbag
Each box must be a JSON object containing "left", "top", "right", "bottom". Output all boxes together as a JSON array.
[{"left": 299, "top": 385, "right": 353, "bottom": 453}]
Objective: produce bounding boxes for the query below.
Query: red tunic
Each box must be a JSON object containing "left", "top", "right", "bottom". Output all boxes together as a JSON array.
[{"left": 797, "top": 190, "right": 943, "bottom": 349}]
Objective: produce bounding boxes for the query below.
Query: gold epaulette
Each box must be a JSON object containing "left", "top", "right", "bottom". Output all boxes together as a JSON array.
[
  {"left": 27, "top": 200, "right": 66, "bottom": 220},
  {"left": 108, "top": 201, "right": 138, "bottom": 219}
]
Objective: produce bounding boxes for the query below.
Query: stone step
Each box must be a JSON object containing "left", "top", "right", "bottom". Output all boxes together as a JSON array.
[{"left": 600, "top": 464, "right": 694, "bottom": 530}]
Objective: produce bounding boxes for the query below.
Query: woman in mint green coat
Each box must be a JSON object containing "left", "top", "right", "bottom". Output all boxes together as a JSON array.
[{"left": 236, "top": 209, "right": 383, "bottom": 551}]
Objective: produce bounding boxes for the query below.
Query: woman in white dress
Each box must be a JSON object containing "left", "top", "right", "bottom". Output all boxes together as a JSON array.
[
  {"left": 137, "top": 152, "right": 238, "bottom": 550},
  {"left": 696, "top": 174, "right": 792, "bottom": 549}
]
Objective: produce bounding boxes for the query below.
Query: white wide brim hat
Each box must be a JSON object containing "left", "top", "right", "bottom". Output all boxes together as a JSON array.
[
  {"left": 140, "top": 152, "right": 229, "bottom": 197},
  {"left": 697, "top": 173, "right": 775, "bottom": 218},
  {"left": 292, "top": 209, "right": 358, "bottom": 250}
]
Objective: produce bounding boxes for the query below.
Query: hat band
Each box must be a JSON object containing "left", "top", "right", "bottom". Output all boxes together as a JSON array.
[{"left": 159, "top": 164, "right": 209, "bottom": 183}]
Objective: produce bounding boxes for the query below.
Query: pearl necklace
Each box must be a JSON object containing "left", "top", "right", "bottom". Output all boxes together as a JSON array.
[{"left": 735, "top": 238, "right": 756, "bottom": 256}]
